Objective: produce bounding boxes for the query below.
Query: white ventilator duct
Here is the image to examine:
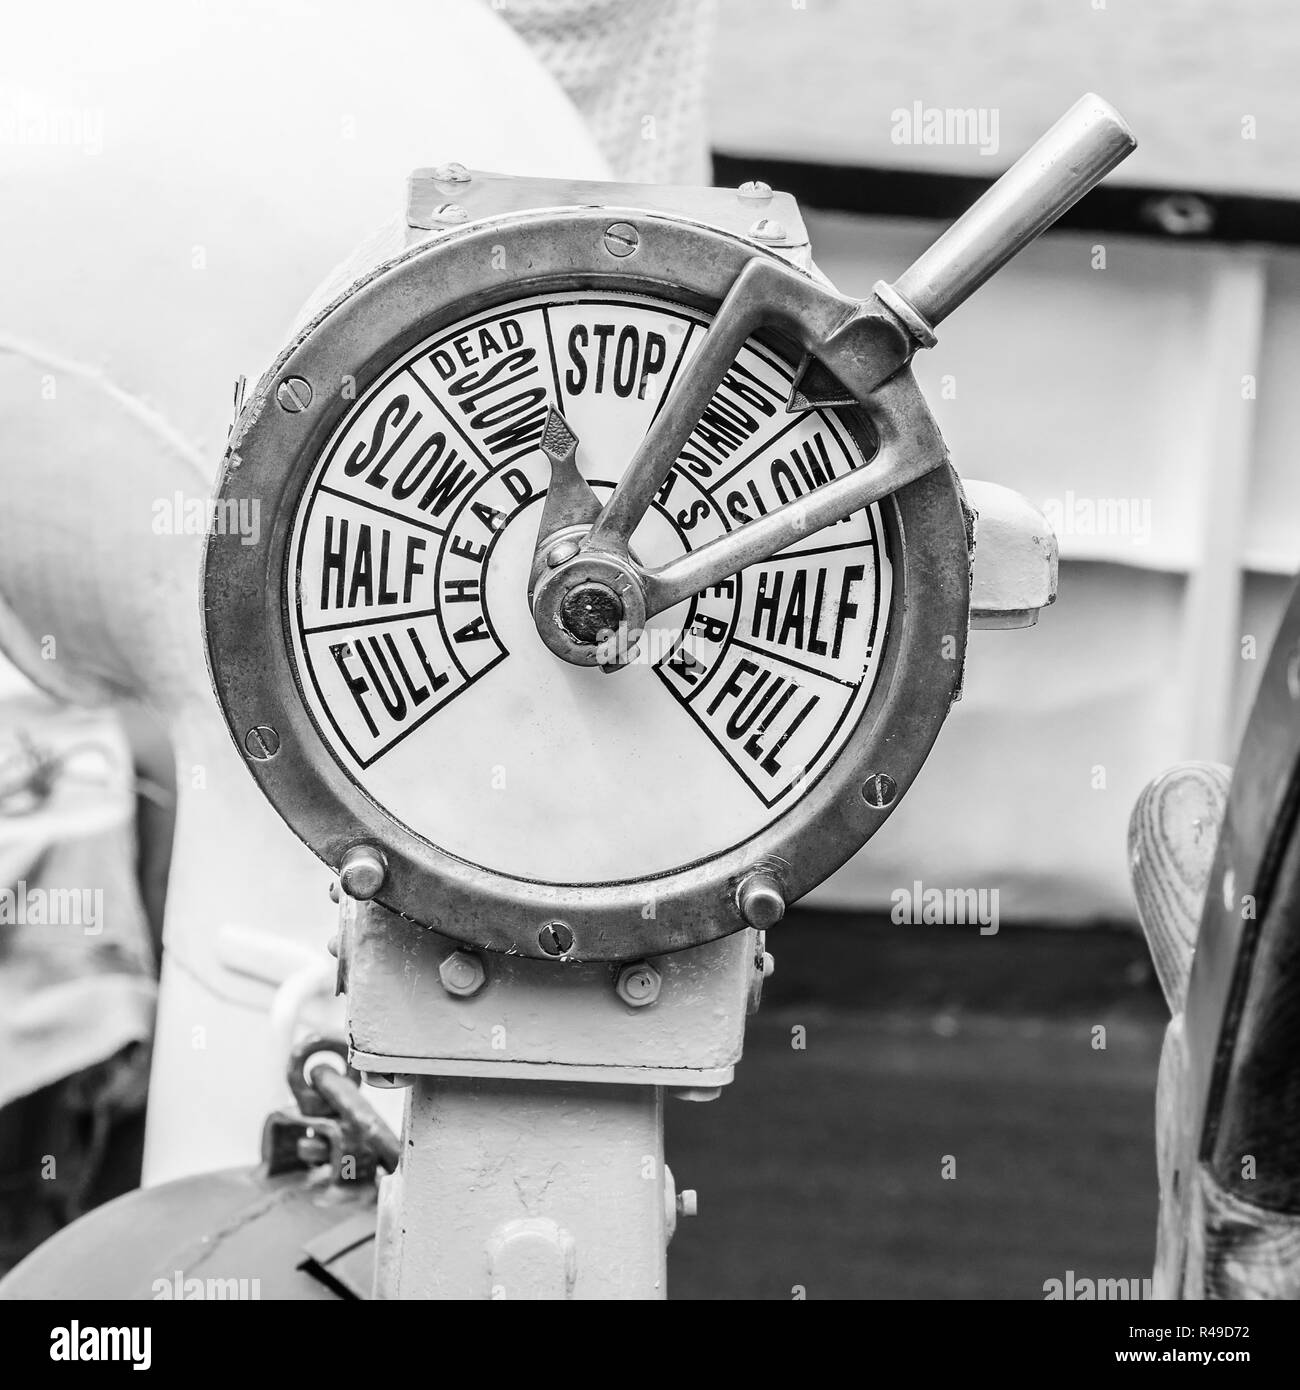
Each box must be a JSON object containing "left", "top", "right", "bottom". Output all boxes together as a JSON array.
[{"left": 0, "top": 0, "right": 609, "bottom": 1183}]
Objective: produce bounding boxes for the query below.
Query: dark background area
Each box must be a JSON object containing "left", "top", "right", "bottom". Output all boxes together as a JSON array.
[{"left": 668, "top": 910, "right": 1164, "bottom": 1298}]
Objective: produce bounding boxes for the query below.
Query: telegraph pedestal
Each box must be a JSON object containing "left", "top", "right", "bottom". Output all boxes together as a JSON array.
[{"left": 343, "top": 900, "right": 758, "bottom": 1297}]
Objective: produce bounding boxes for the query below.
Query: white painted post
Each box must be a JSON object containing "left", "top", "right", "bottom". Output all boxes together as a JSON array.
[{"left": 377, "top": 1078, "right": 668, "bottom": 1299}]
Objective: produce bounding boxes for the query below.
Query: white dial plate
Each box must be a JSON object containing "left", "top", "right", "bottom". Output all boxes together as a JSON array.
[{"left": 287, "top": 291, "right": 892, "bottom": 884}]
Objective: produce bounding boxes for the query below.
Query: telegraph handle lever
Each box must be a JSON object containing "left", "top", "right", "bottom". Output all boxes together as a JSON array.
[
  {"left": 639, "top": 372, "right": 938, "bottom": 619},
  {"left": 639, "top": 96, "right": 1134, "bottom": 620},
  {"left": 583, "top": 95, "right": 1135, "bottom": 573},
  {"left": 550, "top": 97, "right": 1135, "bottom": 634},
  {"left": 882, "top": 93, "right": 1136, "bottom": 339}
]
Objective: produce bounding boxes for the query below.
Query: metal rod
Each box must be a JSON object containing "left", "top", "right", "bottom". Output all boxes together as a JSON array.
[
  {"left": 887, "top": 93, "right": 1136, "bottom": 331},
  {"left": 641, "top": 373, "right": 941, "bottom": 617},
  {"left": 583, "top": 260, "right": 768, "bottom": 552},
  {"left": 311, "top": 1064, "right": 402, "bottom": 1173}
]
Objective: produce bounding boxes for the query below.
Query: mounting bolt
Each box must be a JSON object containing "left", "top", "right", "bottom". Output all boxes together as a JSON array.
[
  {"left": 244, "top": 724, "right": 280, "bottom": 760},
  {"left": 538, "top": 920, "right": 575, "bottom": 956},
  {"left": 339, "top": 845, "right": 386, "bottom": 900},
  {"left": 737, "top": 871, "right": 785, "bottom": 929},
  {"left": 431, "top": 161, "right": 471, "bottom": 185},
  {"left": 676, "top": 1189, "right": 699, "bottom": 1218},
  {"left": 748, "top": 217, "right": 786, "bottom": 243},
  {"left": 615, "top": 960, "right": 661, "bottom": 1007},
  {"left": 438, "top": 950, "right": 486, "bottom": 998},
  {"left": 603, "top": 222, "right": 640, "bottom": 258},
  {"left": 737, "top": 180, "right": 773, "bottom": 201},
  {"left": 861, "top": 772, "right": 897, "bottom": 808},
  {"left": 547, "top": 538, "right": 580, "bottom": 568},
  {"left": 276, "top": 377, "right": 313, "bottom": 413}
]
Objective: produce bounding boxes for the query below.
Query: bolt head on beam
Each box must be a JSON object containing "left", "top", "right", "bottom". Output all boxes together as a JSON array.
[
  {"left": 615, "top": 961, "right": 662, "bottom": 1008},
  {"left": 438, "top": 950, "right": 487, "bottom": 998}
]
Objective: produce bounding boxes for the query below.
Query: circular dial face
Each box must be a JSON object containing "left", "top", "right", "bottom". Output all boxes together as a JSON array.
[{"left": 286, "top": 290, "right": 892, "bottom": 885}]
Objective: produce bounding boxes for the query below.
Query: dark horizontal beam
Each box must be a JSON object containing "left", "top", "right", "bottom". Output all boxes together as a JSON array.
[{"left": 713, "top": 150, "right": 1300, "bottom": 249}]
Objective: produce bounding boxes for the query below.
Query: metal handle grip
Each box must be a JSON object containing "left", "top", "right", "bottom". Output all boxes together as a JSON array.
[{"left": 888, "top": 93, "right": 1136, "bottom": 330}]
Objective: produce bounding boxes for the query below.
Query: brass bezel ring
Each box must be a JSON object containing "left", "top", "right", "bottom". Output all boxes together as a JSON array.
[{"left": 202, "top": 209, "right": 970, "bottom": 961}]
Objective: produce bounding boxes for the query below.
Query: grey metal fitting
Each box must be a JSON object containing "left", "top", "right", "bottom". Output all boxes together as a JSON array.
[
  {"left": 615, "top": 960, "right": 661, "bottom": 1008},
  {"left": 438, "top": 950, "right": 487, "bottom": 998}
]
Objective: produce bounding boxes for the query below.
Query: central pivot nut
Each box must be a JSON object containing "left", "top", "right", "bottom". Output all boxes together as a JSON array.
[
  {"left": 530, "top": 551, "right": 647, "bottom": 667},
  {"left": 560, "top": 582, "right": 624, "bottom": 644}
]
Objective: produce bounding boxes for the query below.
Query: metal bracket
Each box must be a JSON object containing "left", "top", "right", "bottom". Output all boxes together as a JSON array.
[
  {"left": 345, "top": 901, "right": 759, "bottom": 1086},
  {"left": 406, "top": 167, "right": 812, "bottom": 267},
  {"left": 965, "top": 481, "right": 1059, "bottom": 629}
]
